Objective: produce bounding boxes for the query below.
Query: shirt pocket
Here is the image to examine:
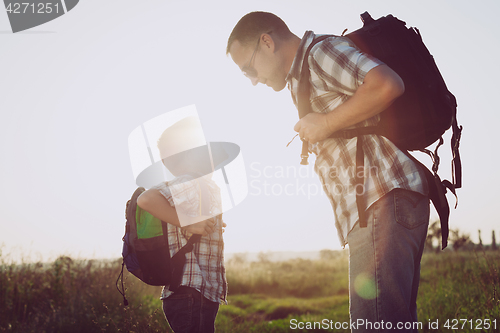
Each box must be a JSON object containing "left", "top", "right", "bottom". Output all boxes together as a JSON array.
[{"left": 394, "top": 189, "right": 430, "bottom": 230}]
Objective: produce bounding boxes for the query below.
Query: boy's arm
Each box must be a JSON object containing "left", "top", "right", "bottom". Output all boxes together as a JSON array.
[
  {"left": 137, "top": 188, "right": 181, "bottom": 227},
  {"left": 137, "top": 188, "right": 216, "bottom": 235}
]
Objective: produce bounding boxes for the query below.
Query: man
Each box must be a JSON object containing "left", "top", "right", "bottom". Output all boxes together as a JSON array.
[{"left": 227, "top": 12, "right": 429, "bottom": 332}]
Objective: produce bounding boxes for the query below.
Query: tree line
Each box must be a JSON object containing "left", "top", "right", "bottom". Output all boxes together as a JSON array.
[{"left": 425, "top": 220, "right": 498, "bottom": 252}]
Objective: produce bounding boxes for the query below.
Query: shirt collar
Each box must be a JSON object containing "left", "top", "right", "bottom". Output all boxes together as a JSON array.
[{"left": 286, "top": 30, "right": 315, "bottom": 82}]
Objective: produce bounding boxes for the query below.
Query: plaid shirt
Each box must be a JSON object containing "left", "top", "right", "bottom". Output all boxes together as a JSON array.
[
  {"left": 286, "top": 31, "right": 427, "bottom": 246},
  {"left": 152, "top": 174, "right": 227, "bottom": 304}
]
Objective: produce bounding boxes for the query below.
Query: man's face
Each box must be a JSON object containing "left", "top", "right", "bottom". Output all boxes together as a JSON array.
[{"left": 229, "top": 35, "right": 287, "bottom": 92}]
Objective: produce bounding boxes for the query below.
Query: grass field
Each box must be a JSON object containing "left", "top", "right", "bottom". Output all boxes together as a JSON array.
[{"left": 1, "top": 249, "right": 499, "bottom": 332}]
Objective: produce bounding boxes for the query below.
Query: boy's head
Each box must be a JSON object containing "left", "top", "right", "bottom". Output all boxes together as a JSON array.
[{"left": 157, "top": 116, "right": 212, "bottom": 176}]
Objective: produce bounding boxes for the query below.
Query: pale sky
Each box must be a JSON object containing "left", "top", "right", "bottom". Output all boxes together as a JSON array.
[{"left": 1, "top": 0, "right": 499, "bottom": 262}]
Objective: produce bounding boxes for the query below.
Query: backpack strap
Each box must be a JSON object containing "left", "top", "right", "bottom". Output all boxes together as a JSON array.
[
  {"left": 298, "top": 35, "right": 372, "bottom": 228},
  {"left": 168, "top": 225, "right": 201, "bottom": 292},
  {"left": 355, "top": 136, "right": 367, "bottom": 228},
  {"left": 451, "top": 117, "right": 463, "bottom": 189},
  {"left": 297, "top": 34, "right": 332, "bottom": 165},
  {"left": 325, "top": 127, "right": 453, "bottom": 248},
  {"left": 168, "top": 178, "right": 209, "bottom": 292},
  {"left": 402, "top": 152, "right": 451, "bottom": 249}
]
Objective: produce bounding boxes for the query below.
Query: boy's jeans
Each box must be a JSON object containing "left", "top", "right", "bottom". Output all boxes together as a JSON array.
[
  {"left": 347, "top": 188, "right": 429, "bottom": 333},
  {"left": 162, "top": 286, "right": 219, "bottom": 333}
]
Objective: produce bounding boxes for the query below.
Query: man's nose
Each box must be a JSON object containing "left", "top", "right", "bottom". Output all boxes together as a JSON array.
[{"left": 250, "top": 77, "right": 259, "bottom": 86}]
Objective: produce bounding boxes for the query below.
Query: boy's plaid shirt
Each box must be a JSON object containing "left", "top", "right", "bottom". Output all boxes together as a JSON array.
[
  {"left": 153, "top": 174, "right": 227, "bottom": 304},
  {"left": 286, "top": 31, "right": 427, "bottom": 246}
]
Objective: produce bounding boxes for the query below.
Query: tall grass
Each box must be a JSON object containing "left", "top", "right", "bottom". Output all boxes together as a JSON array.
[
  {"left": 417, "top": 250, "right": 500, "bottom": 331},
  {"left": 1, "top": 250, "right": 499, "bottom": 332},
  {"left": 225, "top": 251, "right": 349, "bottom": 298},
  {"left": 0, "top": 255, "right": 167, "bottom": 332}
]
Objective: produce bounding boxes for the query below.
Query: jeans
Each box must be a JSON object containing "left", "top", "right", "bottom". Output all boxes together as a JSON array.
[
  {"left": 162, "top": 286, "right": 220, "bottom": 333},
  {"left": 347, "top": 188, "right": 429, "bottom": 333}
]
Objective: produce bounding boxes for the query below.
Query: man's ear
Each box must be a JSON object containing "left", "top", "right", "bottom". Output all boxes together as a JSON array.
[{"left": 260, "top": 32, "right": 275, "bottom": 53}]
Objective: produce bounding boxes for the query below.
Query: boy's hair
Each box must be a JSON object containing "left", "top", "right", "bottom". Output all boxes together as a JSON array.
[
  {"left": 157, "top": 116, "right": 205, "bottom": 159},
  {"left": 226, "top": 11, "right": 293, "bottom": 55},
  {"left": 157, "top": 116, "right": 212, "bottom": 176}
]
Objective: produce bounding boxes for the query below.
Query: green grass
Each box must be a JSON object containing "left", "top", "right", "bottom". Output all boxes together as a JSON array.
[
  {"left": 0, "top": 250, "right": 499, "bottom": 332},
  {"left": 225, "top": 253, "right": 349, "bottom": 298},
  {"left": 417, "top": 250, "right": 500, "bottom": 332},
  {"left": 217, "top": 294, "right": 350, "bottom": 333}
]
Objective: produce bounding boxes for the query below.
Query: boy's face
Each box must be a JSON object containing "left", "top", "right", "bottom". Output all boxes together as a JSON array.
[{"left": 161, "top": 145, "right": 213, "bottom": 177}]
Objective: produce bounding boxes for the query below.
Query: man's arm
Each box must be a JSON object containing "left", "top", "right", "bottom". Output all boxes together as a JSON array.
[
  {"left": 294, "top": 64, "right": 404, "bottom": 144},
  {"left": 137, "top": 188, "right": 216, "bottom": 235}
]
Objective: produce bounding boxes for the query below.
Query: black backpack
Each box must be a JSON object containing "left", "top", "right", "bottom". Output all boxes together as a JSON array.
[
  {"left": 297, "top": 12, "right": 462, "bottom": 249},
  {"left": 116, "top": 182, "right": 208, "bottom": 306}
]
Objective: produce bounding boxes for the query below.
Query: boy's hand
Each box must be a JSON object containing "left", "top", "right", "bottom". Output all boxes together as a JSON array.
[{"left": 182, "top": 218, "right": 217, "bottom": 235}]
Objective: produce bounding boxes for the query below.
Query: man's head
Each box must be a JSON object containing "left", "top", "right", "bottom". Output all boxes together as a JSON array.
[{"left": 227, "top": 12, "right": 299, "bottom": 91}]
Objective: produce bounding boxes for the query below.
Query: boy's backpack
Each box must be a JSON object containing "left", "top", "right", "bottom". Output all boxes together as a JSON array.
[
  {"left": 297, "top": 12, "right": 462, "bottom": 249},
  {"left": 116, "top": 184, "right": 207, "bottom": 306}
]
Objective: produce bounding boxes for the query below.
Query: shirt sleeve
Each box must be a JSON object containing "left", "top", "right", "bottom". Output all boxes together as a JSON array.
[
  {"left": 152, "top": 176, "right": 201, "bottom": 216},
  {"left": 308, "top": 37, "right": 384, "bottom": 97},
  {"left": 151, "top": 181, "right": 176, "bottom": 207}
]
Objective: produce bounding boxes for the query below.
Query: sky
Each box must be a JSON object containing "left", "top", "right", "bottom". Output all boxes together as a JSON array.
[{"left": 1, "top": 0, "right": 499, "bottom": 262}]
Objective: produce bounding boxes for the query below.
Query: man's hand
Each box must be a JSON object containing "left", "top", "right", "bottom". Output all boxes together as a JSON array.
[
  {"left": 293, "top": 65, "right": 405, "bottom": 144},
  {"left": 294, "top": 112, "right": 332, "bottom": 144}
]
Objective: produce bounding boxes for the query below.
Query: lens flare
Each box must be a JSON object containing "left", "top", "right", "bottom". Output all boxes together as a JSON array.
[{"left": 354, "top": 272, "right": 378, "bottom": 299}]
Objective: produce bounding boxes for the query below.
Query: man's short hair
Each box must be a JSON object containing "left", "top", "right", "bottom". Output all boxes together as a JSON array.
[{"left": 226, "top": 11, "right": 292, "bottom": 55}]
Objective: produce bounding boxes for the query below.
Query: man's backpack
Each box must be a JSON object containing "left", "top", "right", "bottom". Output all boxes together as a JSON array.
[
  {"left": 297, "top": 12, "right": 462, "bottom": 249},
  {"left": 116, "top": 185, "right": 206, "bottom": 306}
]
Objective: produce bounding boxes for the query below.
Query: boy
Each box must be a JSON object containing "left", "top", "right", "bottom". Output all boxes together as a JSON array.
[{"left": 137, "top": 116, "right": 226, "bottom": 333}]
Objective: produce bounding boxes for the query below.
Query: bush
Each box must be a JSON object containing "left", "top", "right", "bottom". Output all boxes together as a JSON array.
[{"left": 0, "top": 255, "right": 167, "bottom": 332}]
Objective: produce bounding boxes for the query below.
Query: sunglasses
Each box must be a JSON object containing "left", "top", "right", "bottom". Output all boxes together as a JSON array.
[{"left": 241, "top": 31, "right": 272, "bottom": 79}]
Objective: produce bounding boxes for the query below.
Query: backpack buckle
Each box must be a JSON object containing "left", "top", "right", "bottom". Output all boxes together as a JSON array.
[{"left": 300, "top": 154, "right": 309, "bottom": 165}]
